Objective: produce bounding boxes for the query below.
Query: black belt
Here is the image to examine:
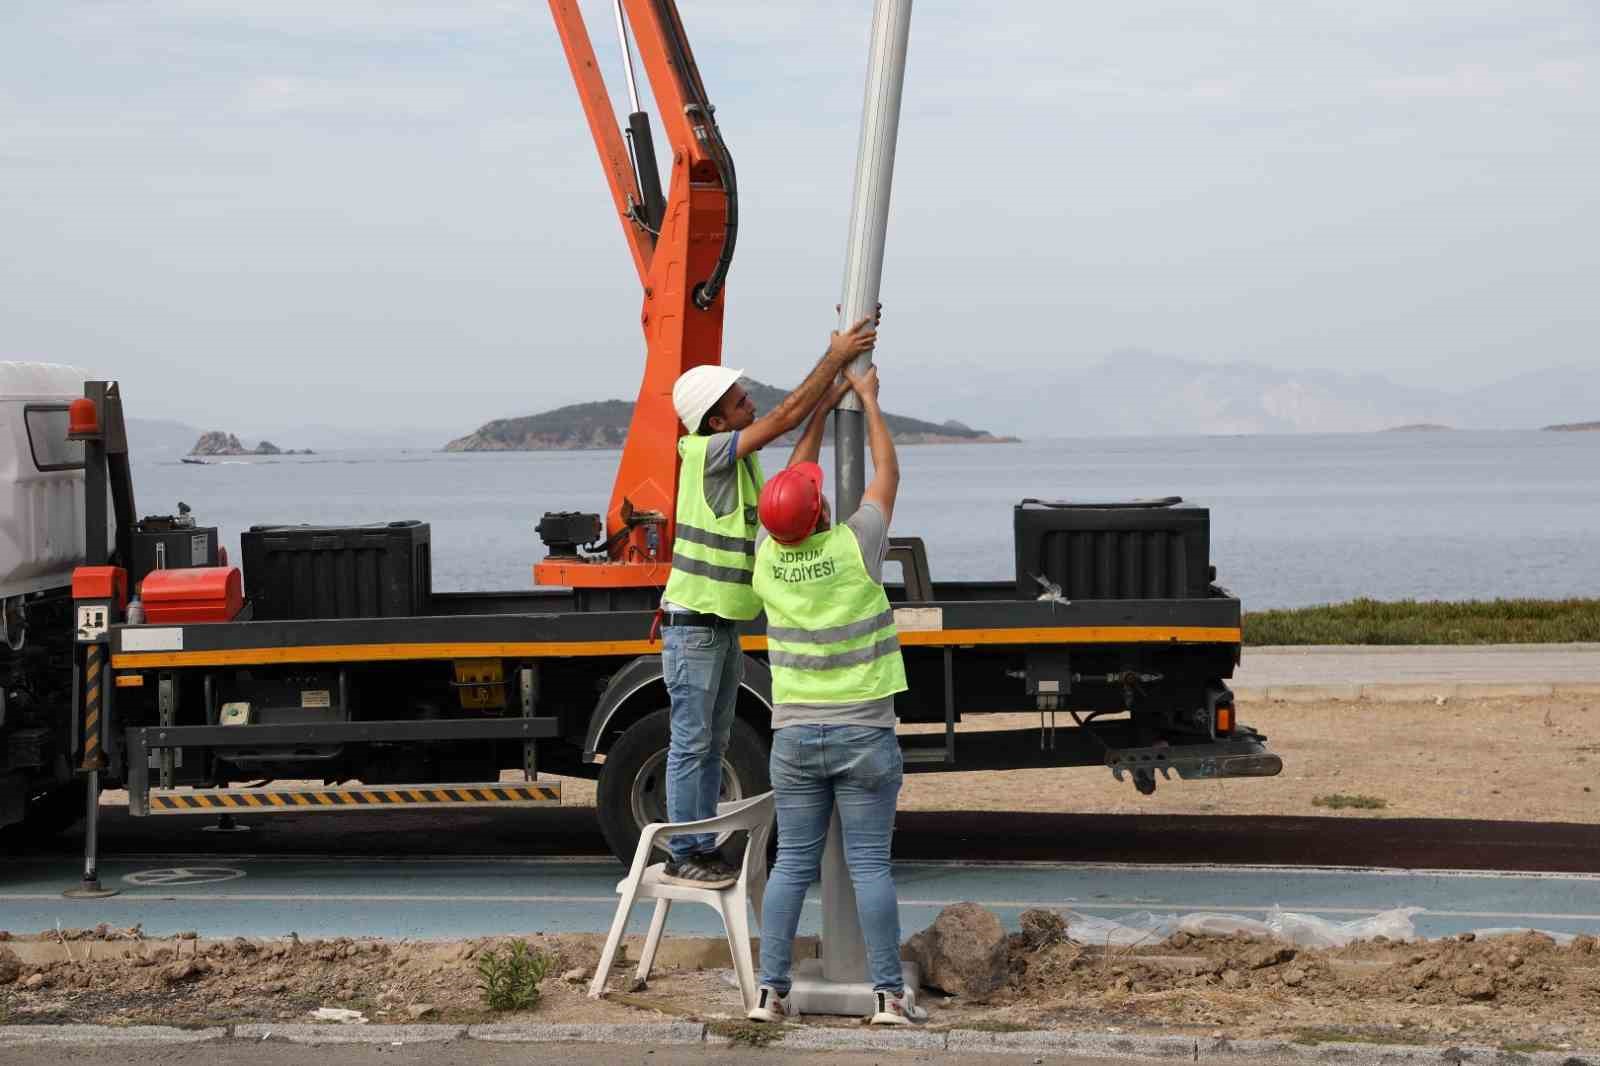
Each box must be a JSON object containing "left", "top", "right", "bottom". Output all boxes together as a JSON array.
[{"left": 660, "top": 612, "right": 736, "bottom": 629}]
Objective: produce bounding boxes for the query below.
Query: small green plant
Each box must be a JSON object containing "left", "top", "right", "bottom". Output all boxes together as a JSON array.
[
  {"left": 1312, "top": 794, "right": 1388, "bottom": 810},
  {"left": 476, "top": 941, "right": 550, "bottom": 1012}
]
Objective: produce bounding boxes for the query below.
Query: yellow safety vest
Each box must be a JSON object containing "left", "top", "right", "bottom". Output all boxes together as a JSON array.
[
  {"left": 753, "top": 524, "right": 908, "bottom": 705},
  {"left": 662, "top": 434, "right": 765, "bottom": 620}
]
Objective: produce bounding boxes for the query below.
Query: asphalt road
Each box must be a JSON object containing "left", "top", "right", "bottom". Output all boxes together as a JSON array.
[
  {"left": 1235, "top": 642, "right": 1600, "bottom": 687},
  {"left": 21, "top": 803, "right": 1600, "bottom": 872}
]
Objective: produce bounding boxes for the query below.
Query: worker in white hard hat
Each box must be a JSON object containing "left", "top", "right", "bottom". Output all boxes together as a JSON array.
[{"left": 657, "top": 312, "right": 878, "bottom": 889}]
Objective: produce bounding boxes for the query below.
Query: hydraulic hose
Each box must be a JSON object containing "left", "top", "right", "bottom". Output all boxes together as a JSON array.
[{"left": 652, "top": 0, "right": 737, "bottom": 310}]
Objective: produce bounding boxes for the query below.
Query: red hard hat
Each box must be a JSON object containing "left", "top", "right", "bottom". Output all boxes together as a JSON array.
[{"left": 759, "top": 462, "right": 824, "bottom": 545}]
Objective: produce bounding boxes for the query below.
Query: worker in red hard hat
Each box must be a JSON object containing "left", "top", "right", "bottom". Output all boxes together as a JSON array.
[
  {"left": 746, "top": 365, "right": 926, "bottom": 1027},
  {"left": 656, "top": 313, "right": 878, "bottom": 890}
]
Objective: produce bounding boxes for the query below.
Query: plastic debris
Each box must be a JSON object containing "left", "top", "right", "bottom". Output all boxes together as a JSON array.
[
  {"left": 1469, "top": 927, "right": 1577, "bottom": 946},
  {"left": 1058, "top": 907, "right": 1425, "bottom": 948},
  {"left": 309, "top": 1007, "right": 368, "bottom": 1024}
]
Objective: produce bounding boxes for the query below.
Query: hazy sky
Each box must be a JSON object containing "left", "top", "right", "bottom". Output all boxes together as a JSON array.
[{"left": 3, "top": 1, "right": 1595, "bottom": 433}]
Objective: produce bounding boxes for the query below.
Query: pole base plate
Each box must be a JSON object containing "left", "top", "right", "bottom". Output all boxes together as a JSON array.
[{"left": 786, "top": 958, "right": 921, "bottom": 1017}]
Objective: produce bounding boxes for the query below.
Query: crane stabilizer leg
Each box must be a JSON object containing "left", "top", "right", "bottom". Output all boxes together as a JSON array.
[{"left": 790, "top": 0, "right": 918, "bottom": 1018}]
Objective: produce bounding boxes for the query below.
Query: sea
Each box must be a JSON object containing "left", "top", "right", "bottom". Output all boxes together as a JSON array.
[{"left": 135, "top": 431, "right": 1600, "bottom": 611}]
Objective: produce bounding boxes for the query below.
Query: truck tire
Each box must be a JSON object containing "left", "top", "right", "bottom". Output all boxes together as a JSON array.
[{"left": 596, "top": 709, "right": 770, "bottom": 864}]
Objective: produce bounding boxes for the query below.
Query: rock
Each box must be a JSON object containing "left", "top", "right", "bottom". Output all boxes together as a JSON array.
[
  {"left": 903, "top": 902, "right": 1009, "bottom": 1002},
  {"left": 162, "top": 959, "right": 210, "bottom": 984},
  {"left": 1452, "top": 974, "right": 1495, "bottom": 1000},
  {"left": 1018, "top": 908, "right": 1068, "bottom": 949},
  {"left": 1455, "top": 932, "right": 1475, "bottom": 942},
  {"left": 254, "top": 440, "right": 282, "bottom": 455},
  {"left": 24, "top": 973, "right": 45, "bottom": 989},
  {"left": 1282, "top": 966, "right": 1307, "bottom": 987},
  {"left": 0, "top": 947, "right": 20, "bottom": 984},
  {"left": 191, "top": 431, "right": 248, "bottom": 456},
  {"left": 1407, "top": 960, "right": 1441, "bottom": 988},
  {"left": 1243, "top": 945, "right": 1296, "bottom": 970},
  {"left": 406, "top": 1004, "right": 436, "bottom": 1020},
  {"left": 561, "top": 967, "right": 588, "bottom": 984},
  {"left": 1220, "top": 970, "right": 1245, "bottom": 989}
]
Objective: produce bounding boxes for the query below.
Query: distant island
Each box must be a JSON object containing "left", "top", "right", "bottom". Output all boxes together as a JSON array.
[
  {"left": 1383, "top": 423, "right": 1454, "bottom": 432},
  {"left": 190, "top": 431, "right": 314, "bottom": 456},
  {"left": 443, "top": 378, "right": 1019, "bottom": 452},
  {"left": 1543, "top": 421, "right": 1600, "bottom": 432}
]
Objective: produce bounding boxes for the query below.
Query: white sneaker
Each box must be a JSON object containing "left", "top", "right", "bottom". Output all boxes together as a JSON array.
[
  {"left": 868, "top": 989, "right": 928, "bottom": 1025},
  {"left": 747, "top": 985, "right": 800, "bottom": 1023}
]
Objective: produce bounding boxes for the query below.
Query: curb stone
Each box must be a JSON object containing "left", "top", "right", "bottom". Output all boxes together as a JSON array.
[
  {"left": 0, "top": 1022, "right": 1595, "bottom": 1062},
  {"left": 467, "top": 1021, "right": 707, "bottom": 1045},
  {"left": 232, "top": 1024, "right": 465, "bottom": 1044},
  {"left": 0, "top": 1025, "right": 227, "bottom": 1045}
]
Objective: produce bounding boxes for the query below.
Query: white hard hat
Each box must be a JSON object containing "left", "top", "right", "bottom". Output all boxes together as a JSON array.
[{"left": 672, "top": 365, "right": 745, "bottom": 432}]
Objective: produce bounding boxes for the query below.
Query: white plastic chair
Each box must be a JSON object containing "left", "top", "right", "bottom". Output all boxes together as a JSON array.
[{"left": 588, "top": 791, "right": 776, "bottom": 1009}]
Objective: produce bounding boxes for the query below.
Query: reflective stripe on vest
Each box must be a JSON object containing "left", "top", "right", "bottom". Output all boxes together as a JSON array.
[
  {"left": 662, "top": 434, "right": 765, "bottom": 620},
  {"left": 753, "top": 525, "right": 908, "bottom": 706}
]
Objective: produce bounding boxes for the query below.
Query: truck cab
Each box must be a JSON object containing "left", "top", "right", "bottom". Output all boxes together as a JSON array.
[{"left": 0, "top": 362, "right": 95, "bottom": 834}]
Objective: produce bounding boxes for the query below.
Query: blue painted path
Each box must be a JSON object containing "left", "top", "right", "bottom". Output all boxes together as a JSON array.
[{"left": 4, "top": 855, "right": 1599, "bottom": 942}]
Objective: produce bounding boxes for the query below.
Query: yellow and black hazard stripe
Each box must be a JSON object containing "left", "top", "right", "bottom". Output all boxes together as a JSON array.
[
  {"left": 147, "top": 782, "right": 561, "bottom": 814},
  {"left": 80, "top": 645, "right": 106, "bottom": 771}
]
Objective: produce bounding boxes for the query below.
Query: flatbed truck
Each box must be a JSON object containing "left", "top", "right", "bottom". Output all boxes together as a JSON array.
[{"left": 0, "top": 1, "right": 1280, "bottom": 887}]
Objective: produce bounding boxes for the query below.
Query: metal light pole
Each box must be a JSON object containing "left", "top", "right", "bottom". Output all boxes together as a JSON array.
[
  {"left": 832, "top": 0, "right": 914, "bottom": 520},
  {"left": 789, "top": 0, "right": 916, "bottom": 1016}
]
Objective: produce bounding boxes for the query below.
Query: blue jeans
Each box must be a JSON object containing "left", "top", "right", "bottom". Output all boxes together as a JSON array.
[
  {"left": 662, "top": 623, "right": 741, "bottom": 863},
  {"left": 759, "top": 724, "right": 905, "bottom": 995}
]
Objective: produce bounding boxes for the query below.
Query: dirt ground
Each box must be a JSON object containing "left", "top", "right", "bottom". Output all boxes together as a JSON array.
[
  {"left": 559, "top": 693, "right": 1600, "bottom": 823},
  {"left": 898, "top": 692, "right": 1599, "bottom": 822},
  {"left": 2, "top": 922, "right": 1598, "bottom": 1051},
  {"left": 9, "top": 693, "right": 1597, "bottom": 1049}
]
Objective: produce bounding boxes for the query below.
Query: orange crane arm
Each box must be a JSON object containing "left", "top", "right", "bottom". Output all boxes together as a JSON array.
[
  {"left": 547, "top": 0, "right": 654, "bottom": 284},
  {"left": 538, "top": 0, "right": 737, "bottom": 591}
]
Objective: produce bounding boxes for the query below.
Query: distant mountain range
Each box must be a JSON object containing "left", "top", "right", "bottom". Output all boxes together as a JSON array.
[
  {"left": 442, "top": 378, "right": 1015, "bottom": 452},
  {"left": 129, "top": 356, "right": 1597, "bottom": 451},
  {"left": 921, "top": 352, "right": 1598, "bottom": 438}
]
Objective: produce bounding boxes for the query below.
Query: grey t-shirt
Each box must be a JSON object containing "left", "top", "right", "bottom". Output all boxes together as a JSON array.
[
  {"left": 694, "top": 431, "right": 744, "bottom": 518},
  {"left": 661, "top": 431, "right": 746, "bottom": 613},
  {"left": 769, "top": 502, "right": 897, "bottom": 731}
]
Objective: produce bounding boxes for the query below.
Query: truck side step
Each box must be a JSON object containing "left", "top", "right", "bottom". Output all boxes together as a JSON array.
[{"left": 145, "top": 780, "right": 561, "bottom": 814}]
